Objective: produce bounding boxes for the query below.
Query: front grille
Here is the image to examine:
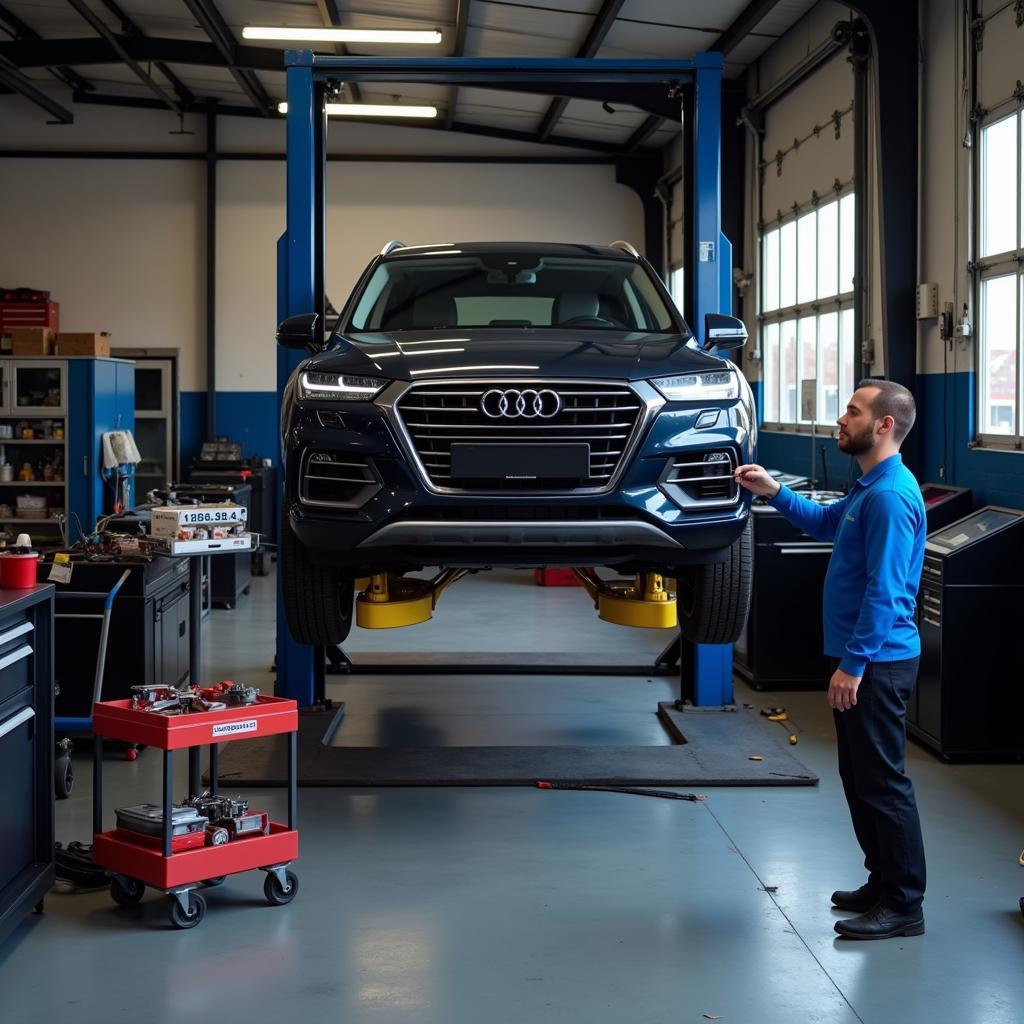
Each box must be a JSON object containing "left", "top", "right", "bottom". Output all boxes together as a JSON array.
[
  {"left": 395, "top": 381, "right": 644, "bottom": 492},
  {"left": 300, "top": 452, "right": 381, "bottom": 508},
  {"left": 660, "top": 449, "right": 739, "bottom": 509}
]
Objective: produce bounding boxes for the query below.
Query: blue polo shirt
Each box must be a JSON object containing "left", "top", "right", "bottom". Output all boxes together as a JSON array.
[{"left": 768, "top": 454, "right": 926, "bottom": 677}]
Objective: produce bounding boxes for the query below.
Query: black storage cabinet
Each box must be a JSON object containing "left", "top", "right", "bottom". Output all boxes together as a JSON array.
[
  {"left": 911, "top": 506, "right": 1024, "bottom": 760},
  {"left": 43, "top": 557, "right": 190, "bottom": 717},
  {"left": 0, "top": 585, "right": 55, "bottom": 948},
  {"left": 734, "top": 500, "right": 835, "bottom": 690}
]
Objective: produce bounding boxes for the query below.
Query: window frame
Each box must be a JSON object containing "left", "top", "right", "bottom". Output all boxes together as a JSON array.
[
  {"left": 758, "top": 187, "right": 857, "bottom": 432},
  {"left": 975, "top": 107, "right": 1023, "bottom": 450}
]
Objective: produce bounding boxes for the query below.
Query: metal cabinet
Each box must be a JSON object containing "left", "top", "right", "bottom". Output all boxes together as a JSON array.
[{"left": 0, "top": 586, "right": 55, "bottom": 950}]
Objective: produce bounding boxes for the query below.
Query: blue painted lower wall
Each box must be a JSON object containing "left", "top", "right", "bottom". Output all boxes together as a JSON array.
[
  {"left": 181, "top": 391, "right": 279, "bottom": 470},
  {"left": 754, "top": 372, "right": 1024, "bottom": 511}
]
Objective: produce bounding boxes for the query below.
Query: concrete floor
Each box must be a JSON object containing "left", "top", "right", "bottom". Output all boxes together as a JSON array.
[{"left": 2, "top": 569, "right": 1023, "bottom": 1024}]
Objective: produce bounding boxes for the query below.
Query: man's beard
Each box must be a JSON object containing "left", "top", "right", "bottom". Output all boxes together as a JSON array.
[{"left": 837, "top": 424, "right": 876, "bottom": 456}]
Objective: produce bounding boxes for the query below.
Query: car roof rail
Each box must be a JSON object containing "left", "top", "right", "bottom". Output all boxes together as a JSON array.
[
  {"left": 609, "top": 240, "right": 640, "bottom": 259},
  {"left": 380, "top": 240, "right": 408, "bottom": 256}
]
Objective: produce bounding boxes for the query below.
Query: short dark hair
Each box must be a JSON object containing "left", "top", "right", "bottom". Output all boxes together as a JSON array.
[{"left": 857, "top": 379, "right": 917, "bottom": 444}]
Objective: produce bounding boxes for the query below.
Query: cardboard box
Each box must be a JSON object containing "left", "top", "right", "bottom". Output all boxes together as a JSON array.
[
  {"left": 55, "top": 331, "right": 111, "bottom": 357},
  {"left": 10, "top": 326, "right": 55, "bottom": 356}
]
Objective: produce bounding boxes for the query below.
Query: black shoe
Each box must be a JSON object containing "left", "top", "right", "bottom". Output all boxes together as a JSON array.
[
  {"left": 831, "top": 884, "right": 879, "bottom": 912},
  {"left": 834, "top": 903, "right": 924, "bottom": 940}
]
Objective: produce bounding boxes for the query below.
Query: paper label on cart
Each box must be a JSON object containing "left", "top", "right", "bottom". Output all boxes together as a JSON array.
[
  {"left": 48, "top": 562, "right": 73, "bottom": 584},
  {"left": 212, "top": 719, "right": 258, "bottom": 737}
]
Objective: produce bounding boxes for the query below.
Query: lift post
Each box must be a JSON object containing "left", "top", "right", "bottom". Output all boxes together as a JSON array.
[{"left": 276, "top": 52, "right": 735, "bottom": 707}]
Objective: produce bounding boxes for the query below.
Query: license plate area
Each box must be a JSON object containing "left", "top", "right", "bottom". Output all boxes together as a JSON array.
[{"left": 450, "top": 443, "right": 590, "bottom": 484}]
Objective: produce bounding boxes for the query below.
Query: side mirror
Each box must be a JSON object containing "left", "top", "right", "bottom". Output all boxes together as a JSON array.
[
  {"left": 703, "top": 313, "right": 748, "bottom": 351},
  {"left": 277, "top": 312, "right": 321, "bottom": 350}
]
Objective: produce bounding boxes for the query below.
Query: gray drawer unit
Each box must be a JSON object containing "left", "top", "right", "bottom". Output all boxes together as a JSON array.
[{"left": 0, "top": 586, "right": 55, "bottom": 951}]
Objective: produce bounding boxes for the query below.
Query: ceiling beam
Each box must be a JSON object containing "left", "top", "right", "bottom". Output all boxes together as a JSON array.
[
  {"left": 0, "top": 55, "right": 74, "bottom": 122},
  {"left": 622, "top": 114, "right": 662, "bottom": 153},
  {"left": 536, "top": 0, "right": 625, "bottom": 142},
  {"left": 65, "top": 0, "right": 181, "bottom": 115},
  {"left": 314, "top": 0, "right": 362, "bottom": 103},
  {"left": 0, "top": 1, "right": 93, "bottom": 92},
  {"left": 95, "top": 0, "right": 194, "bottom": 105},
  {"left": 180, "top": 0, "right": 273, "bottom": 115},
  {"left": 710, "top": 0, "right": 780, "bottom": 57},
  {"left": 445, "top": 0, "right": 471, "bottom": 130}
]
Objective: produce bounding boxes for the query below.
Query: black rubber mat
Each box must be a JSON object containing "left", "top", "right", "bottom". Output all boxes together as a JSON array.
[{"left": 213, "top": 702, "right": 816, "bottom": 788}]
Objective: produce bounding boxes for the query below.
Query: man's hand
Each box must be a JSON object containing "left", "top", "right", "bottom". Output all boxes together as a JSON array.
[
  {"left": 733, "top": 464, "right": 781, "bottom": 499},
  {"left": 828, "top": 668, "right": 862, "bottom": 712}
]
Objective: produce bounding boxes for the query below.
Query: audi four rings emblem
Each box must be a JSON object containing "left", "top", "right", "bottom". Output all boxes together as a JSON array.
[{"left": 480, "top": 388, "right": 563, "bottom": 419}]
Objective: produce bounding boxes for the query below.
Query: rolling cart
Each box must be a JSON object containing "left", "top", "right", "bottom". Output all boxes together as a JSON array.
[
  {"left": 53, "top": 568, "right": 132, "bottom": 798},
  {"left": 91, "top": 694, "right": 298, "bottom": 928}
]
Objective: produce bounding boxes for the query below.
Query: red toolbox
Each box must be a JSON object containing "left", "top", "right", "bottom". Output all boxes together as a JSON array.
[
  {"left": 0, "top": 301, "right": 59, "bottom": 333},
  {"left": 91, "top": 695, "right": 299, "bottom": 928}
]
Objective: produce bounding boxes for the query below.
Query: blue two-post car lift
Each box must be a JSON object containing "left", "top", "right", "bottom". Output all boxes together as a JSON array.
[{"left": 276, "top": 51, "right": 738, "bottom": 709}]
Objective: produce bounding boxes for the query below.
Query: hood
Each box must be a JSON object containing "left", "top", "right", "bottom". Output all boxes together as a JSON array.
[{"left": 304, "top": 329, "right": 730, "bottom": 382}]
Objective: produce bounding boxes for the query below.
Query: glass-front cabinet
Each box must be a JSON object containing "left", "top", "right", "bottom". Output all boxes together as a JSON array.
[
  {"left": 130, "top": 358, "right": 174, "bottom": 493},
  {"left": 9, "top": 361, "right": 68, "bottom": 416}
]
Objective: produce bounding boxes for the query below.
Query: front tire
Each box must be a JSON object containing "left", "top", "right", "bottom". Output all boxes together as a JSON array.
[
  {"left": 676, "top": 520, "right": 753, "bottom": 645},
  {"left": 281, "top": 518, "right": 355, "bottom": 646}
]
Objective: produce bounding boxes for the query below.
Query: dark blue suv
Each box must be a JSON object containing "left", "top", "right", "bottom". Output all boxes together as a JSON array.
[{"left": 278, "top": 241, "right": 755, "bottom": 646}]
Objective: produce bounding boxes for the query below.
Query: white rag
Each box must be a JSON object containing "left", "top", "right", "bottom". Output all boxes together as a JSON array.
[{"left": 101, "top": 429, "right": 142, "bottom": 470}]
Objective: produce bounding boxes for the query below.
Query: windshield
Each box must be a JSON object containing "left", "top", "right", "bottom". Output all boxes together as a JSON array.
[{"left": 345, "top": 253, "right": 683, "bottom": 335}]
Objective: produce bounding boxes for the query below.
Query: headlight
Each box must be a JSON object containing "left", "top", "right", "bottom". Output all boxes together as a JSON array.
[
  {"left": 298, "top": 371, "right": 386, "bottom": 402},
  {"left": 651, "top": 370, "right": 739, "bottom": 401}
]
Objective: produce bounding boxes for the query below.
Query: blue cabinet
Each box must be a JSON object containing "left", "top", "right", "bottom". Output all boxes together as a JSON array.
[{"left": 68, "top": 358, "right": 136, "bottom": 527}]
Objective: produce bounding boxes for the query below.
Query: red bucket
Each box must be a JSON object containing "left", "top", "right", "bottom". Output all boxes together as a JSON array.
[{"left": 0, "top": 552, "right": 39, "bottom": 588}]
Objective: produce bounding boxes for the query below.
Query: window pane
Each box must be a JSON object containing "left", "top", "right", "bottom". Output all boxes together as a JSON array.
[
  {"left": 840, "top": 308, "right": 856, "bottom": 401},
  {"left": 780, "top": 319, "right": 798, "bottom": 422},
  {"left": 762, "top": 322, "right": 780, "bottom": 422},
  {"left": 762, "top": 230, "right": 780, "bottom": 313},
  {"left": 980, "top": 274, "right": 1017, "bottom": 435},
  {"left": 817, "top": 200, "right": 839, "bottom": 299},
  {"left": 779, "top": 220, "right": 796, "bottom": 309},
  {"left": 798, "top": 316, "right": 817, "bottom": 422},
  {"left": 839, "top": 193, "right": 856, "bottom": 294},
  {"left": 819, "top": 311, "right": 840, "bottom": 423},
  {"left": 981, "top": 114, "right": 1019, "bottom": 258},
  {"left": 1020, "top": 112, "right": 1024, "bottom": 253},
  {"left": 797, "top": 212, "right": 817, "bottom": 305}
]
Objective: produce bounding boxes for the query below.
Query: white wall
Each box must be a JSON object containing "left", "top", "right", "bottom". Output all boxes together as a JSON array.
[
  {"left": 215, "top": 161, "right": 641, "bottom": 390},
  {"left": 0, "top": 139, "right": 640, "bottom": 392},
  {"left": 0, "top": 159, "right": 205, "bottom": 384}
]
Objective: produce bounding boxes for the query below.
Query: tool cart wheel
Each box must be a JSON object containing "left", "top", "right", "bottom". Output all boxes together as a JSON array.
[
  {"left": 201, "top": 876, "right": 226, "bottom": 888},
  {"left": 168, "top": 891, "right": 206, "bottom": 929},
  {"left": 55, "top": 753, "right": 73, "bottom": 800},
  {"left": 264, "top": 869, "right": 298, "bottom": 906},
  {"left": 110, "top": 876, "right": 145, "bottom": 906}
]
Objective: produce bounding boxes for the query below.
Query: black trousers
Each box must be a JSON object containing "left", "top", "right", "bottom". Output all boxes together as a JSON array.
[{"left": 831, "top": 657, "right": 926, "bottom": 914}]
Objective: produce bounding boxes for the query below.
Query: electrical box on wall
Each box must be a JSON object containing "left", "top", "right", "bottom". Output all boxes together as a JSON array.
[{"left": 916, "top": 283, "right": 939, "bottom": 319}]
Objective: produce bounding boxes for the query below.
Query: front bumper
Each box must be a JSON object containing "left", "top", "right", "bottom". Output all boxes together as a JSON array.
[{"left": 283, "top": 381, "right": 754, "bottom": 569}]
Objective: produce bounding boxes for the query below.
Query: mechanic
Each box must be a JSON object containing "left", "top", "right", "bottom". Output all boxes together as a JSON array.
[{"left": 734, "top": 379, "right": 927, "bottom": 941}]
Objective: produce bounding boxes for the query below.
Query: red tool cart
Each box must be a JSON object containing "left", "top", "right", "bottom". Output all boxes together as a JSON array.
[{"left": 91, "top": 695, "right": 299, "bottom": 929}]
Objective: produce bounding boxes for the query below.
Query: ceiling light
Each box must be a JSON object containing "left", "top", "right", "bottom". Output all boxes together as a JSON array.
[
  {"left": 278, "top": 101, "right": 437, "bottom": 118},
  {"left": 244, "top": 26, "right": 442, "bottom": 44}
]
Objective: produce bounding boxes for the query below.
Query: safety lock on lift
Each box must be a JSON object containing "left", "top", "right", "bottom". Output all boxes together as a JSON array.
[{"left": 571, "top": 569, "right": 678, "bottom": 629}]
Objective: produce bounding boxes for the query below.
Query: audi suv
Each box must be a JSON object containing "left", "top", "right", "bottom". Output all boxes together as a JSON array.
[{"left": 278, "top": 240, "right": 755, "bottom": 646}]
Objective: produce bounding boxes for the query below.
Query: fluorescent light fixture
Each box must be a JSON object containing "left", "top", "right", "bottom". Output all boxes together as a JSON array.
[
  {"left": 278, "top": 101, "right": 437, "bottom": 119},
  {"left": 244, "top": 26, "right": 442, "bottom": 44}
]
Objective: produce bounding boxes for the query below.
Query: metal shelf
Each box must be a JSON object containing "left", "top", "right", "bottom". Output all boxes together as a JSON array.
[
  {"left": 0, "top": 482, "right": 65, "bottom": 487},
  {"left": 0, "top": 439, "right": 66, "bottom": 445}
]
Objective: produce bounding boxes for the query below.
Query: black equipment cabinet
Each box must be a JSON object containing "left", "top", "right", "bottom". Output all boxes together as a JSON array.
[
  {"left": 734, "top": 494, "right": 842, "bottom": 690},
  {"left": 0, "top": 585, "right": 55, "bottom": 948},
  {"left": 910, "top": 506, "right": 1024, "bottom": 761},
  {"left": 170, "top": 483, "right": 253, "bottom": 608},
  {"left": 919, "top": 482, "right": 973, "bottom": 533},
  {"left": 45, "top": 557, "right": 190, "bottom": 717}
]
